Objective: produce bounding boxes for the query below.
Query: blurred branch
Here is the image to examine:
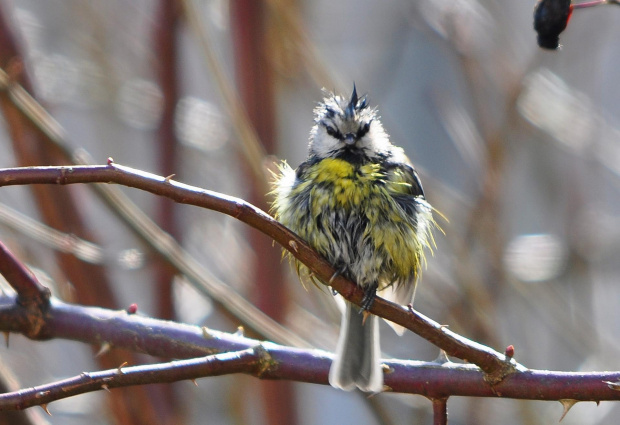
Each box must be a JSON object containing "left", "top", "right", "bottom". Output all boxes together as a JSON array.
[
  {"left": 263, "top": 0, "right": 337, "bottom": 88},
  {"left": 153, "top": 0, "right": 181, "bottom": 324},
  {"left": 0, "top": 7, "right": 180, "bottom": 423},
  {"left": 228, "top": 0, "right": 298, "bottom": 423},
  {"left": 0, "top": 162, "right": 517, "bottom": 379},
  {"left": 573, "top": 0, "right": 620, "bottom": 8},
  {"left": 0, "top": 203, "right": 104, "bottom": 264},
  {"left": 180, "top": 0, "right": 268, "bottom": 190}
]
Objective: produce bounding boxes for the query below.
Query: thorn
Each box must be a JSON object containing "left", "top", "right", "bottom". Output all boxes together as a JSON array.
[
  {"left": 117, "top": 361, "right": 128, "bottom": 374},
  {"left": 559, "top": 399, "right": 578, "bottom": 422},
  {"left": 381, "top": 363, "right": 393, "bottom": 374},
  {"left": 191, "top": 379, "right": 198, "bottom": 386},
  {"left": 164, "top": 174, "right": 176, "bottom": 183},
  {"left": 126, "top": 303, "right": 138, "bottom": 314},
  {"left": 505, "top": 344, "right": 515, "bottom": 359},
  {"left": 362, "top": 310, "right": 371, "bottom": 326},
  {"left": 3, "top": 331, "right": 8, "bottom": 348},
  {"left": 407, "top": 303, "right": 415, "bottom": 313},
  {"left": 288, "top": 240, "right": 298, "bottom": 252},
  {"left": 107, "top": 157, "right": 114, "bottom": 165},
  {"left": 234, "top": 326, "right": 244, "bottom": 337},
  {"left": 95, "top": 342, "right": 111, "bottom": 358},
  {"left": 101, "top": 384, "right": 110, "bottom": 392},
  {"left": 604, "top": 380, "right": 620, "bottom": 391},
  {"left": 202, "top": 326, "right": 214, "bottom": 339},
  {"left": 595, "top": 400, "right": 600, "bottom": 406},
  {"left": 40, "top": 404, "right": 51, "bottom": 416},
  {"left": 433, "top": 350, "right": 450, "bottom": 364}
]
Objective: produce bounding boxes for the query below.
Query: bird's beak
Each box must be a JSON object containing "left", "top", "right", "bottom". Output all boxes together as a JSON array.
[{"left": 344, "top": 134, "right": 356, "bottom": 146}]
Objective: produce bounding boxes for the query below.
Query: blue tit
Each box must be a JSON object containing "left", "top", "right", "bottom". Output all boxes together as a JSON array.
[{"left": 272, "top": 85, "right": 437, "bottom": 392}]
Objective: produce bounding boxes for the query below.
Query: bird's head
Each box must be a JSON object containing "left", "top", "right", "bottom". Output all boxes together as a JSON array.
[{"left": 309, "top": 85, "right": 393, "bottom": 161}]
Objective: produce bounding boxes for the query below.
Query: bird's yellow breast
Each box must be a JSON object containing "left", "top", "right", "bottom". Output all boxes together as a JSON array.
[
  {"left": 303, "top": 158, "right": 383, "bottom": 208},
  {"left": 273, "top": 156, "right": 435, "bottom": 288}
]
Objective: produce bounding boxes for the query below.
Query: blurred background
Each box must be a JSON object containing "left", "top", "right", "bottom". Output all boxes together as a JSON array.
[{"left": 0, "top": 0, "right": 619, "bottom": 424}]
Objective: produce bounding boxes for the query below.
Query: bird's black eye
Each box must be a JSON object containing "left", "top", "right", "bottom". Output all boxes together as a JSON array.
[
  {"left": 325, "top": 126, "right": 343, "bottom": 140},
  {"left": 356, "top": 122, "right": 371, "bottom": 139}
]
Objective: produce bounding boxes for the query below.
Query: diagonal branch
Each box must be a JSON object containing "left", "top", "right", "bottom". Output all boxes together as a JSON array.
[
  {"left": 0, "top": 241, "right": 50, "bottom": 311},
  {"left": 0, "top": 163, "right": 515, "bottom": 378}
]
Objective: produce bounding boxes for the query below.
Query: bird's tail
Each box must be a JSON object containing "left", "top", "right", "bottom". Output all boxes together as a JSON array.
[{"left": 328, "top": 303, "right": 383, "bottom": 392}]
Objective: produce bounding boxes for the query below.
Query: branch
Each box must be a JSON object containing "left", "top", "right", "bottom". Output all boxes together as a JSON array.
[
  {"left": 0, "top": 294, "right": 620, "bottom": 411},
  {"left": 432, "top": 398, "right": 448, "bottom": 425},
  {"left": 0, "top": 163, "right": 514, "bottom": 378},
  {"left": 0, "top": 202, "right": 104, "bottom": 264},
  {"left": 0, "top": 241, "right": 49, "bottom": 315},
  {"left": 0, "top": 347, "right": 263, "bottom": 411}
]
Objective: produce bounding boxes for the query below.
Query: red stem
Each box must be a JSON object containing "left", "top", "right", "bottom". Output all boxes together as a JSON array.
[
  {"left": 432, "top": 399, "right": 448, "bottom": 425},
  {"left": 230, "top": 0, "right": 296, "bottom": 424}
]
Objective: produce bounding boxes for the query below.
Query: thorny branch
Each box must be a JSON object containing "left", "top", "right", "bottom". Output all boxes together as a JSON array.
[
  {"left": 3, "top": 164, "right": 620, "bottom": 414},
  {"left": 1, "top": 292, "right": 620, "bottom": 410},
  {"left": 0, "top": 163, "right": 516, "bottom": 379},
  {"left": 0, "top": 347, "right": 264, "bottom": 411},
  {"left": 0, "top": 241, "right": 49, "bottom": 309}
]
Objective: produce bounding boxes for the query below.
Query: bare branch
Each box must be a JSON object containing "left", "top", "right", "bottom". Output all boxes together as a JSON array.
[
  {"left": 0, "top": 163, "right": 514, "bottom": 377},
  {"left": 0, "top": 294, "right": 619, "bottom": 410},
  {"left": 432, "top": 398, "right": 448, "bottom": 425},
  {"left": 0, "top": 241, "right": 50, "bottom": 313},
  {"left": 0, "top": 347, "right": 261, "bottom": 411}
]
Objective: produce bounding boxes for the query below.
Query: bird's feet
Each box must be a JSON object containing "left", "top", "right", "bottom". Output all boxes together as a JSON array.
[{"left": 360, "top": 284, "right": 377, "bottom": 311}]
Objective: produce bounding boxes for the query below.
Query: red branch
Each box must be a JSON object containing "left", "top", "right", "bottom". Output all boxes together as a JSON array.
[{"left": 432, "top": 399, "right": 448, "bottom": 425}]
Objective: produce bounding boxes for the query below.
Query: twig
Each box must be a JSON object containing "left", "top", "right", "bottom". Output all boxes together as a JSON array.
[
  {"left": 573, "top": 0, "right": 620, "bottom": 9},
  {"left": 432, "top": 398, "right": 448, "bottom": 425},
  {"left": 0, "top": 163, "right": 516, "bottom": 378},
  {"left": 180, "top": 0, "right": 268, "bottom": 189},
  {"left": 0, "top": 241, "right": 49, "bottom": 310}
]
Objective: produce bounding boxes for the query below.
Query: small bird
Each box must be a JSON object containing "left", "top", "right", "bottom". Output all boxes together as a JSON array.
[{"left": 272, "top": 86, "right": 437, "bottom": 392}]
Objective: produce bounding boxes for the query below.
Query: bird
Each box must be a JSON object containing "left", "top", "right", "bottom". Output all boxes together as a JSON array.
[{"left": 271, "top": 85, "right": 437, "bottom": 392}]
